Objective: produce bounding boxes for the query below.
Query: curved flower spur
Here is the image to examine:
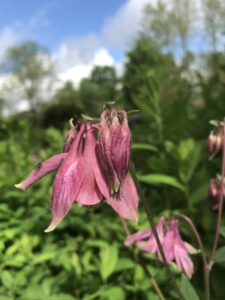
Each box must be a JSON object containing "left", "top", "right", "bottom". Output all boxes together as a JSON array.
[{"left": 15, "top": 108, "right": 139, "bottom": 232}]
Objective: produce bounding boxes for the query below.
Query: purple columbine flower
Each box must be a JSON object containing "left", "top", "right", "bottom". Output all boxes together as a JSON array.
[
  {"left": 15, "top": 114, "right": 139, "bottom": 231},
  {"left": 125, "top": 217, "right": 196, "bottom": 278}
]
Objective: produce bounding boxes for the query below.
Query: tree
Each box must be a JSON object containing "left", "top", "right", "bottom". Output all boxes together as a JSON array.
[
  {"left": 0, "top": 41, "right": 53, "bottom": 112},
  {"left": 202, "top": 0, "right": 225, "bottom": 52},
  {"left": 143, "top": 1, "right": 175, "bottom": 50},
  {"left": 123, "top": 36, "right": 190, "bottom": 141},
  {"left": 79, "top": 66, "right": 119, "bottom": 115},
  {"left": 41, "top": 81, "right": 83, "bottom": 128},
  {"left": 143, "top": 0, "right": 196, "bottom": 57}
]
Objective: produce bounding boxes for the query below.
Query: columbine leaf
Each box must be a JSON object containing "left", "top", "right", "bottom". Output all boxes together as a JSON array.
[
  {"left": 138, "top": 174, "right": 186, "bottom": 191},
  {"left": 220, "top": 227, "right": 225, "bottom": 238},
  {"left": 215, "top": 246, "right": 225, "bottom": 263},
  {"left": 180, "top": 274, "right": 200, "bottom": 300},
  {"left": 132, "top": 143, "right": 157, "bottom": 152},
  {"left": 100, "top": 243, "right": 118, "bottom": 281}
]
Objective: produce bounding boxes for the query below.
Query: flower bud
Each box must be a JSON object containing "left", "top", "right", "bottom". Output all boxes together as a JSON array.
[
  {"left": 209, "top": 178, "right": 225, "bottom": 209},
  {"left": 207, "top": 130, "right": 223, "bottom": 157}
]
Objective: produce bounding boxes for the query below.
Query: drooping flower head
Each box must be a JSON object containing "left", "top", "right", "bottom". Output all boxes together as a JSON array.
[
  {"left": 15, "top": 108, "right": 138, "bottom": 231},
  {"left": 125, "top": 216, "right": 196, "bottom": 278}
]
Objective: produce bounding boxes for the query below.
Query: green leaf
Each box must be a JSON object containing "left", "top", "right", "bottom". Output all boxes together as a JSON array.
[
  {"left": 190, "top": 184, "right": 209, "bottom": 205},
  {"left": 138, "top": 174, "right": 186, "bottom": 191},
  {"left": 132, "top": 143, "right": 157, "bottom": 152},
  {"left": 102, "top": 287, "right": 125, "bottom": 300},
  {"left": 32, "top": 252, "right": 56, "bottom": 265},
  {"left": 180, "top": 274, "right": 200, "bottom": 300},
  {"left": 47, "top": 294, "right": 76, "bottom": 300},
  {"left": 209, "top": 120, "right": 220, "bottom": 127},
  {"left": 114, "top": 258, "right": 135, "bottom": 272},
  {"left": 100, "top": 243, "right": 118, "bottom": 281},
  {"left": 220, "top": 226, "right": 225, "bottom": 238},
  {"left": 186, "top": 144, "right": 201, "bottom": 181},
  {"left": 1, "top": 271, "right": 13, "bottom": 289},
  {"left": 178, "top": 139, "right": 194, "bottom": 161},
  {"left": 215, "top": 246, "right": 225, "bottom": 263}
]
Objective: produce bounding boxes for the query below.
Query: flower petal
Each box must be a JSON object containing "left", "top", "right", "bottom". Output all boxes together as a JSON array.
[
  {"left": 163, "top": 230, "right": 175, "bottom": 262},
  {"left": 125, "top": 229, "right": 151, "bottom": 246},
  {"left": 45, "top": 126, "right": 85, "bottom": 232},
  {"left": 184, "top": 242, "right": 198, "bottom": 254},
  {"left": 15, "top": 153, "right": 67, "bottom": 190},
  {"left": 76, "top": 129, "right": 102, "bottom": 205},
  {"left": 174, "top": 244, "right": 194, "bottom": 278},
  {"left": 96, "top": 171, "right": 138, "bottom": 222}
]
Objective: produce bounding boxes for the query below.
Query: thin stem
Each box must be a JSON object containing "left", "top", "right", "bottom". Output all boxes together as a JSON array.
[
  {"left": 177, "top": 213, "right": 210, "bottom": 300},
  {"left": 130, "top": 162, "right": 185, "bottom": 300},
  {"left": 141, "top": 258, "right": 166, "bottom": 300},
  {"left": 210, "top": 122, "right": 225, "bottom": 262},
  {"left": 119, "top": 217, "right": 166, "bottom": 300}
]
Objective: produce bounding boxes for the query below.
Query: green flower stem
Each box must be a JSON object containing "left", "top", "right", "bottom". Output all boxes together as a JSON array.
[
  {"left": 177, "top": 213, "right": 210, "bottom": 300},
  {"left": 210, "top": 122, "right": 225, "bottom": 262},
  {"left": 130, "top": 162, "right": 185, "bottom": 300},
  {"left": 205, "top": 121, "right": 225, "bottom": 300}
]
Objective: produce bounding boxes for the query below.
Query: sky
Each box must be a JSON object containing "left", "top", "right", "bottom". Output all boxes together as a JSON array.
[{"left": 0, "top": 0, "right": 150, "bottom": 87}]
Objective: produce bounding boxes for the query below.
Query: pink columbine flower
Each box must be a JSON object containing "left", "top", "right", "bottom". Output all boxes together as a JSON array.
[
  {"left": 163, "top": 218, "right": 196, "bottom": 278},
  {"left": 125, "top": 217, "right": 196, "bottom": 278},
  {"left": 15, "top": 114, "right": 138, "bottom": 231}
]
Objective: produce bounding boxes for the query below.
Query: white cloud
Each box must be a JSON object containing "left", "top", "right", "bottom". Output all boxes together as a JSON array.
[
  {"left": 58, "top": 47, "right": 114, "bottom": 87},
  {"left": 102, "top": 0, "right": 150, "bottom": 49},
  {"left": 54, "top": 0, "right": 149, "bottom": 85},
  {"left": 55, "top": 34, "right": 100, "bottom": 72},
  {"left": 92, "top": 48, "right": 114, "bottom": 66},
  {"left": 0, "top": 27, "right": 18, "bottom": 62}
]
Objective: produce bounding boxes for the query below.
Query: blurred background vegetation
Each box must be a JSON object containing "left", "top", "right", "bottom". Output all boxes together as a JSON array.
[{"left": 0, "top": 0, "right": 225, "bottom": 299}]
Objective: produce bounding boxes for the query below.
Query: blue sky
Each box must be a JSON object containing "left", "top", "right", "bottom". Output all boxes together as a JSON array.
[
  {"left": 0, "top": 0, "right": 125, "bottom": 50},
  {"left": 0, "top": 0, "right": 149, "bottom": 86}
]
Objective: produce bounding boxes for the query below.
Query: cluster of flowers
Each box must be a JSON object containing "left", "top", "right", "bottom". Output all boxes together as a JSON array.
[
  {"left": 15, "top": 109, "right": 138, "bottom": 232},
  {"left": 16, "top": 106, "right": 197, "bottom": 278},
  {"left": 125, "top": 217, "right": 196, "bottom": 278},
  {"left": 208, "top": 122, "right": 225, "bottom": 209}
]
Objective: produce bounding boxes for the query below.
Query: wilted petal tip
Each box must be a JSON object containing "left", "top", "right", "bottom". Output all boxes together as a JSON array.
[
  {"left": 14, "top": 183, "right": 26, "bottom": 191},
  {"left": 44, "top": 222, "right": 57, "bottom": 233}
]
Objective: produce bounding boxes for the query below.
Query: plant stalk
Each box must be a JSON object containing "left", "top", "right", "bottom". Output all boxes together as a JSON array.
[
  {"left": 209, "top": 122, "right": 225, "bottom": 262},
  {"left": 120, "top": 217, "right": 166, "bottom": 300},
  {"left": 130, "top": 162, "right": 185, "bottom": 300},
  {"left": 177, "top": 213, "right": 210, "bottom": 300}
]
